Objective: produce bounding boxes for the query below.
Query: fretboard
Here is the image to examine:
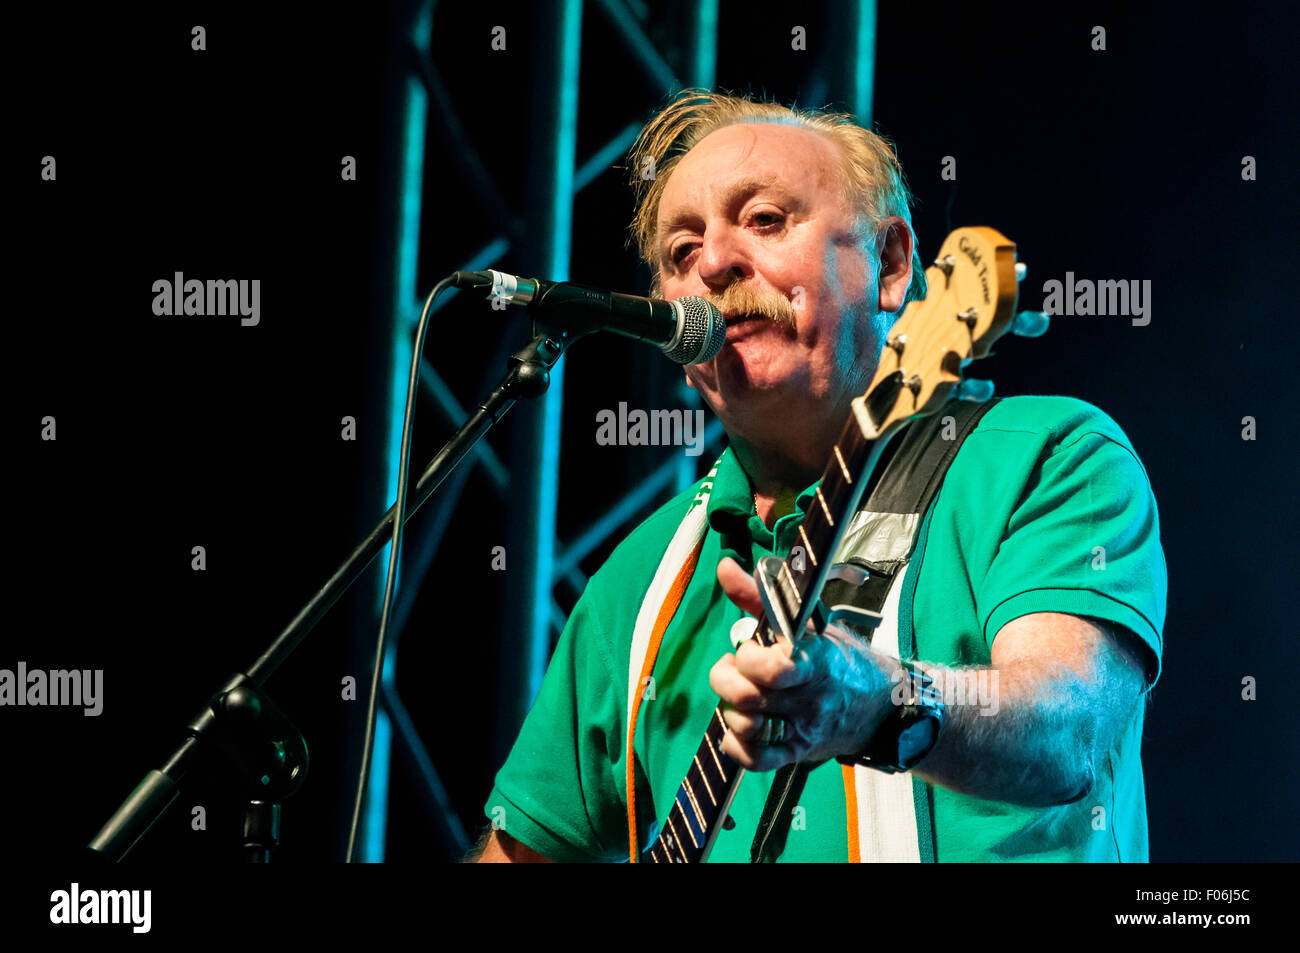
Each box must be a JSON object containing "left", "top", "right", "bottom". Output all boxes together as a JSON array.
[{"left": 643, "top": 374, "right": 906, "bottom": 862}]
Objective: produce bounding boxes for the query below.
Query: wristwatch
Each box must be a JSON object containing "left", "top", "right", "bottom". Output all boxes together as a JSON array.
[{"left": 837, "top": 659, "right": 945, "bottom": 774}]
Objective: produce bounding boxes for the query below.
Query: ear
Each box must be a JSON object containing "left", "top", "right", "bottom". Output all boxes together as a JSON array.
[{"left": 875, "top": 217, "right": 914, "bottom": 315}]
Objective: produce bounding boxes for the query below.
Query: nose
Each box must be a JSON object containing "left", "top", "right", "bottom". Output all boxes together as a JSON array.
[{"left": 696, "top": 225, "right": 754, "bottom": 295}]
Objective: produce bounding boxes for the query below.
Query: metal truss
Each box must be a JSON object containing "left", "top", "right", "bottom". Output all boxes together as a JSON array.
[{"left": 364, "top": 0, "right": 876, "bottom": 861}]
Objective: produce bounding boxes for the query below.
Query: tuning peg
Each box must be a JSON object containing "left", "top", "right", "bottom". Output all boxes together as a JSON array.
[
  {"left": 1012, "top": 310, "right": 1051, "bottom": 338},
  {"left": 1015, "top": 263, "right": 1028, "bottom": 283},
  {"left": 956, "top": 378, "right": 995, "bottom": 402}
]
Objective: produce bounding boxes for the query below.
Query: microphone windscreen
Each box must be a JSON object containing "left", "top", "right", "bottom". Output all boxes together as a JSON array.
[{"left": 664, "top": 297, "right": 726, "bottom": 364}]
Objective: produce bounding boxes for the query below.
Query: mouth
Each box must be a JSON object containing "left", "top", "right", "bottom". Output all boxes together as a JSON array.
[{"left": 723, "top": 312, "right": 775, "bottom": 343}]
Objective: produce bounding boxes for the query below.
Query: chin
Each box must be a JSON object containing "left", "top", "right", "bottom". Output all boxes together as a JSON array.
[{"left": 712, "top": 341, "right": 801, "bottom": 396}]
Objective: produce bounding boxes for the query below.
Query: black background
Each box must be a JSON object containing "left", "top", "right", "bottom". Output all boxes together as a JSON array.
[{"left": 11, "top": 0, "right": 1298, "bottom": 883}]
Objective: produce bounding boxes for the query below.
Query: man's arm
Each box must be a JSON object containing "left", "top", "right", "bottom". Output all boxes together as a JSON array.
[
  {"left": 910, "top": 612, "right": 1149, "bottom": 807},
  {"left": 713, "top": 554, "right": 1150, "bottom": 806},
  {"left": 466, "top": 828, "right": 554, "bottom": 863}
]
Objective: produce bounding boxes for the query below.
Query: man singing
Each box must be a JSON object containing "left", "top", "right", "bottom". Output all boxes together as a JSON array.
[{"left": 473, "top": 89, "right": 1166, "bottom": 862}]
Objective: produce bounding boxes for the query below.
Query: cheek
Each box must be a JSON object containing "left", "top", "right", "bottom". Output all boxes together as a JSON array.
[{"left": 819, "top": 258, "right": 878, "bottom": 380}]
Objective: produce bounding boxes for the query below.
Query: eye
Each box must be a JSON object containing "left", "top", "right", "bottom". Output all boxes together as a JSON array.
[{"left": 667, "top": 211, "right": 784, "bottom": 267}]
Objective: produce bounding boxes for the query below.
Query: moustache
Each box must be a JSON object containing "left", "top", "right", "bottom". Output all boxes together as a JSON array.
[{"left": 706, "top": 283, "right": 797, "bottom": 332}]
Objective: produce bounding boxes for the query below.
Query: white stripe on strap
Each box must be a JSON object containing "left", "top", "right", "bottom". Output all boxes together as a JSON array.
[
  {"left": 625, "top": 456, "right": 722, "bottom": 861},
  {"left": 626, "top": 498, "right": 711, "bottom": 729},
  {"left": 849, "top": 569, "right": 921, "bottom": 862}
]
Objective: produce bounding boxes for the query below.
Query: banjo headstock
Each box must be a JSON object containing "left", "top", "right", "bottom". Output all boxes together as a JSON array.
[{"left": 853, "top": 226, "right": 1020, "bottom": 440}]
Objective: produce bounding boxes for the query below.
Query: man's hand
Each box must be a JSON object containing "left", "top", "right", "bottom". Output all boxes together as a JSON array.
[{"left": 710, "top": 556, "right": 898, "bottom": 772}]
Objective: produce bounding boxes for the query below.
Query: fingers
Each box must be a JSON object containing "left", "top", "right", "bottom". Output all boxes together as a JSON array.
[
  {"left": 718, "top": 704, "right": 766, "bottom": 740},
  {"left": 734, "top": 637, "right": 817, "bottom": 690},
  {"left": 719, "top": 719, "right": 801, "bottom": 772},
  {"left": 717, "top": 557, "right": 764, "bottom": 618},
  {"left": 709, "top": 653, "right": 769, "bottom": 710},
  {"left": 711, "top": 640, "right": 814, "bottom": 707},
  {"left": 711, "top": 649, "right": 807, "bottom": 772}
]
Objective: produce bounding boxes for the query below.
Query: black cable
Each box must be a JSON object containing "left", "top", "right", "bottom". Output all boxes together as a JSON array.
[{"left": 344, "top": 275, "right": 454, "bottom": 862}]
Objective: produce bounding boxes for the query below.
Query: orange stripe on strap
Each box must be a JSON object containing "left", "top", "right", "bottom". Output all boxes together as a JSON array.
[
  {"left": 843, "top": 764, "right": 861, "bottom": 863},
  {"left": 626, "top": 537, "right": 705, "bottom": 862}
]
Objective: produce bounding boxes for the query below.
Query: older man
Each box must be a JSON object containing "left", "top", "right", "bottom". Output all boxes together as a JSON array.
[{"left": 474, "top": 89, "right": 1165, "bottom": 862}]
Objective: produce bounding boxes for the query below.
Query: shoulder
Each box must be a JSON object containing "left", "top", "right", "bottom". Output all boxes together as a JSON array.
[
  {"left": 592, "top": 479, "right": 704, "bottom": 582},
  {"left": 970, "top": 394, "right": 1136, "bottom": 449},
  {"left": 962, "top": 394, "right": 1150, "bottom": 472},
  {"left": 579, "top": 476, "right": 709, "bottom": 620}
]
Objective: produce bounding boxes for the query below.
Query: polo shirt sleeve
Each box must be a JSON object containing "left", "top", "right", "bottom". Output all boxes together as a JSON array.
[
  {"left": 977, "top": 421, "right": 1167, "bottom": 688},
  {"left": 484, "top": 590, "right": 631, "bottom": 862}
]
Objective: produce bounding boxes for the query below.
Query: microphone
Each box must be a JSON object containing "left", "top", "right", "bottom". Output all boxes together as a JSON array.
[{"left": 451, "top": 269, "right": 726, "bottom": 365}]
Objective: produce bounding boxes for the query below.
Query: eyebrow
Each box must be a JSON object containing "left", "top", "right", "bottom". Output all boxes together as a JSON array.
[{"left": 657, "top": 174, "right": 788, "bottom": 247}]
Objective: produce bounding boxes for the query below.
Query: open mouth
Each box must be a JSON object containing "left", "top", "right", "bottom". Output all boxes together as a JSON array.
[
  {"left": 724, "top": 312, "right": 766, "bottom": 329},
  {"left": 724, "top": 314, "right": 773, "bottom": 344}
]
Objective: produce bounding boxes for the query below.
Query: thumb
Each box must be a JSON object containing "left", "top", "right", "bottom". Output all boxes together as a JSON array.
[{"left": 717, "top": 557, "right": 764, "bottom": 619}]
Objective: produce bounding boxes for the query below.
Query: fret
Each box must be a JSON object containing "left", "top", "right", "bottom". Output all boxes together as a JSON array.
[
  {"left": 704, "top": 727, "right": 726, "bottom": 777},
  {"left": 668, "top": 811, "right": 695, "bottom": 851},
  {"left": 797, "top": 524, "right": 818, "bottom": 567},
  {"left": 814, "top": 485, "right": 834, "bottom": 526},
  {"left": 822, "top": 468, "right": 852, "bottom": 514},
  {"left": 699, "top": 727, "right": 732, "bottom": 793},
  {"left": 680, "top": 782, "right": 705, "bottom": 833},
  {"left": 711, "top": 708, "right": 731, "bottom": 749},
  {"left": 675, "top": 788, "right": 705, "bottom": 846},
  {"left": 663, "top": 820, "right": 679, "bottom": 858},
  {"left": 778, "top": 561, "right": 802, "bottom": 615},
  {"left": 692, "top": 754, "right": 717, "bottom": 806},
  {"left": 685, "top": 773, "right": 708, "bottom": 820},
  {"left": 779, "top": 560, "right": 797, "bottom": 595},
  {"left": 832, "top": 443, "right": 852, "bottom": 483}
]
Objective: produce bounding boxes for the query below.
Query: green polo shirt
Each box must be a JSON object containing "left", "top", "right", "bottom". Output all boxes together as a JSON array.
[{"left": 485, "top": 395, "right": 1167, "bottom": 862}]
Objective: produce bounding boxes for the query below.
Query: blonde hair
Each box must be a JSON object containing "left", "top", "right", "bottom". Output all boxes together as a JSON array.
[{"left": 624, "top": 88, "right": 926, "bottom": 305}]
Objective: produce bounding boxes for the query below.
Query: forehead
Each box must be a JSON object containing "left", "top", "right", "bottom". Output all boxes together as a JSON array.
[{"left": 657, "top": 122, "right": 844, "bottom": 234}]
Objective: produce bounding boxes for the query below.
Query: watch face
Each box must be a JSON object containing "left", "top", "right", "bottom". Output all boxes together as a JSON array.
[{"left": 897, "top": 718, "right": 939, "bottom": 765}]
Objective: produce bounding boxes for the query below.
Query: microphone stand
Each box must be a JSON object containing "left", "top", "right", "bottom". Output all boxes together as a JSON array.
[{"left": 87, "top": 324, "right": 583, "bottom": 862}]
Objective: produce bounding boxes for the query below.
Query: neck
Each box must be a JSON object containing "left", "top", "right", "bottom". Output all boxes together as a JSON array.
[
  {"left": 711, "top": 388, "right": 860, "bottom": 528},
  {"left": 731, "top": 434, "right": 827, "bottom": 530},
  {"left": 753, "top": 486, "right": 800, "bottom": 528}
]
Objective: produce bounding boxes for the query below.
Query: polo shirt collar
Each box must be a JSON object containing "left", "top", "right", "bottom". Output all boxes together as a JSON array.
[{"left": 705, "top": 445, "right": 821, "bottom": 560}]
